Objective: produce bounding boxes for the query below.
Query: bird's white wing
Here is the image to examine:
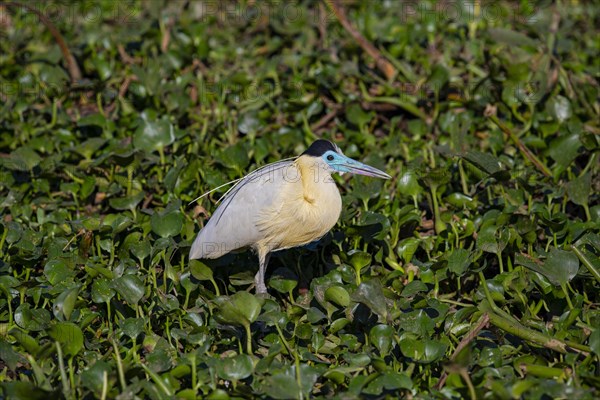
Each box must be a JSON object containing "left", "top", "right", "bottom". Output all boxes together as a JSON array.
[{"left": 189, "top": 159, "right": 297, "bottom": 260}]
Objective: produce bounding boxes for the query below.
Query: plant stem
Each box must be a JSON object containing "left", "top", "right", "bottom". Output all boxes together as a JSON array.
[
  {"left": 112, "top": 339, "right": 127, "bottom": 391},
  {"left": 569, "top": 245, "right": 600, "bottom": 284},
  {"left": 244, "top": 323, "right": 253, "bottom": 354},
  {"left": 55, "top": 342, "right": 70, "bottom": 399}
]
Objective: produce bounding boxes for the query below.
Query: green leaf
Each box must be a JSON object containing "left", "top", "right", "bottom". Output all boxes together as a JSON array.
[
  {"left": 268, "top": 268, "right": 298, "bottom": 293},
  {"left": 119, "top": 318, "right": 145, "bottom": 338},
  {"left": 109, "top": 191, "right": 145, "bottom": 211},
  {"left": 189, "top": 260, "right": 214, "bottom": 280},
  {"left": 14, "top": 304, "right": 51, "bottom": 331},
  {"left": 399, "top": 338, "right": 447, "bottom": 363},
  {"left": 9, "top": 329, "right": 40, "bottom": 355},
  {"left": 488, "top": 28, "right": 538, "bottom": 47},
  {"left": 364, "top": 372, "right": 413, "bottom": 395},
  {"left": 44, "top": 259, "right": 76, "bottom": 285},
  {"left": 151, "top": 209, "right": 184, "bottom": 238},
  {"left": 370, "top": 324, "right": 394, "bottom": 356},
  {"left": 548, "top": 95, "right": 572, "bottom": 123},
  {"left": 111, "top": 275, "right": 145, "bottom": 305},
  {"left": 589, "top": 329, "right": 600, "bottom": 356},
  {"left": 346, "top": 103, "right": 374, "bottom": 127},
  {"left": 349, "top": 251, "right": 372, "bottom": 272},
  {"left": 91, "top": 278, "right": 115, "bottom": 303},
  {"left": 447, "top": 249, "right": 471, "bottom": 276},
  {"left": 1, "top": 147, "right": 42, "bottom": 171},
  {"left": 566, "top": 173, "right": 591, "bottom": 206},
  {"left": 351, "top": 279, "right": 388, "bottom": 320},
  {"left": 397, "top": 237, "right": 420, "bottom": 264},
  {"left": 325, "top": 286, "right": 350, "bottom": 308},
  {"left": 215, "top": 354, "right": 254, "bottom": 381},
  {"left": 0, "top": 340, "right": 23, "bottom": 371},
  {"left": 53, "top": 285, "right": 80, "bottom": 320},
  {"left": 130, "top": 239, "right": 152, "bottom": 260},
  {"left": 81, "top": 361, "right": 112, "bottom": 393},
  {"left": 547, "top": 133, "right": 581, "bottom": 171},
  {"left": 214, "top": 292, "right": 263, "bottom": 327},
  {"left": 264, "top": 372, "right": 301, "bottom": 399},
  {"left": 133, "top": 111, "right": 175, "bottom": 153},
  {"left": 397, "top": 170, "right": 422, "bottom": 198},
  {"left": 48, "top": 322, "right": 84, "bottom": 356},
  {"left": 516, "top": 249, "right": 579, "bottom": 286},
  {"left": 462, "top": 151, "right": 506, "bottom": 177}
]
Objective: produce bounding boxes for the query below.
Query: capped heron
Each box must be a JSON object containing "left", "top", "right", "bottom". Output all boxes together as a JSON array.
[{"left": 189, "top": 140, "right": 391, "bottom": 293}]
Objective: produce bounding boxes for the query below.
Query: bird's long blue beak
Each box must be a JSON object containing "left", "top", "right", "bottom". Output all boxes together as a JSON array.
[{"left": 332, "top": 154, "right": 392, "bottom": 179}]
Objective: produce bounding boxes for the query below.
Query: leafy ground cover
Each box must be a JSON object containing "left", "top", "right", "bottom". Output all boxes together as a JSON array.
[{"left": 0, "top": 0, "right": 599, "bottom": 398}]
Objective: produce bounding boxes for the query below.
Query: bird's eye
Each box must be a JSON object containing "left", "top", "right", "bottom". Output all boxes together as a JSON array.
[{"left": 327, "top": 154, "right": 335, "bottom": 161}]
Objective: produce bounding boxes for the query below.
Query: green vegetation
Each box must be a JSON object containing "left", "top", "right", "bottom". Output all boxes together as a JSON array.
[{"left": 0, "top": 1, "right": 599, "bottom": 398}]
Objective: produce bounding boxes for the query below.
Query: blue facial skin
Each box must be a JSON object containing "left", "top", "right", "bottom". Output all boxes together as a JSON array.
[
  {"left": 321, "top": 150, "right": 391, "bottom": 179},
  {"left": 322, "top": 150, "right": 354, "bottom": 173}
]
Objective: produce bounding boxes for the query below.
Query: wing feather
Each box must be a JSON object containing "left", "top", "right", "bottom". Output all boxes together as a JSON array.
[{"left": 189, "top": 159, "right": 297, "bottom": 260}]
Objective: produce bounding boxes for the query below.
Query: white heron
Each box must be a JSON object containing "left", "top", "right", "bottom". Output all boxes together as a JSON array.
[{"left": 189, "top": 139, "right": 391, "bottom": 293}]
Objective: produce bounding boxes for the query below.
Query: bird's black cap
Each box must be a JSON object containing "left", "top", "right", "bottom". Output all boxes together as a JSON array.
[{"left": 302, "top": 140, "right": 338, "bottom": 157}]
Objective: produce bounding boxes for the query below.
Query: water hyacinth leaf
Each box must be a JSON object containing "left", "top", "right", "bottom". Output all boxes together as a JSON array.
[
  {"left": 53, "top": 285, "right": 80, "bottom": 320},
  {"left": 349, "top": 251, "right": 372, "bottom": 272},
  {"left": 448, "top": 248, "right": 471, "bottom": 276},
  {"left": 487, "top": 27, "right": 538, "bottom": 47},
  {"left": 2, "top": 146, "right": 42, "bottom": 171},
  {"left": 109, "top": 191, "right": 145, "bottom": 211},
  {"left": 130, "top": 239, "right": 152, "bottom": 260},
  {"left": 548, "top": 95, "right": 572, "bottom": 123},
  {"left": 420, "top": 167, "right": 451, "bottom": 187},
  {"left": 264, "top": 372, "right": 302, "bottom": 400},
  {"left": 120, "top": 318, "right": 145, "bottom": 338},
  {"left": 215, "top": 354, "right": 254, "bottom": 381},
  {"left": 543, "top": 249, "right": 580, "bottom": 286},
  {"left": 151, "top": 209, "right": 184, "bottom": 238},
  {"left": 589, "top": 329, "right": 600, "bottom": 356},
  {"left": 370, "top": 324, "right": 395, "bottom": 356},
  {"left": 364, "top": 372, "right": 413, "bottom": 395},
  {"left": 269, "top": 268, "right": 298, "bottom": 293},
  {"left": 351, "top": 279, "right": 388, "bottom": 320},
  {"left": 547, "top": 133, "right": 582, "bottom": 171},
  {"left": 399, "top": 338, "right": 447, "bottom": 363},
  {"left": 462, "top": 151, "right": 507, "bottom": 178},
  {"left": 401, "top": 280, "right": 428, "bottom": 297},
  {"left": 346, "top": 103, "right": 374, "bottom": 127},
  {"left": 214, "top": 292, "right": 262, "bottom": 327},
  {"left": 0, "top": 341, "right": 23, "bottom": 371},
  {"left": 397, "top": 170, "right": 422, "bottom": 198},
  {"left": 216, "top": 142, "right": 250, "bottom": 172},
  {"left": 445, "top": 193, "right": 477, "bottom": 209},
  {"left": 73, "top": 138, "right": 106, "bottom": 160},
  {"left": 566, "top": 173, "right": 591, "bottom": 207},
  {"left": 9, "top": 329, "right": 40, "bottom": 355},
  {"left": 516, "top": 250, "right": 579, "bottom": 286},
  {"left": 477, "top": 225, "right": 508, "bottom": 254},
  {"left": 189, "top": 260, "right": 214, "bottom": 280},
  {"left": 48, "top": 322, "right": 84, "bottom": 356},
  {"left": 44, "top": 259, "right": 76, "bottom": 285},
  {"left": 396, "top": 309, "right": 436, "bottom": 337},
  {"left": 81, "top": 361, "right": 112, "bottom": 393},
  {"left": 111, "top": 275, "right": 145, "bottom": 305},
  {"left": 14, "top": 304, "right": 51, "bottom": 332},
  {"left": 397, "top": 237, "right": 420, "bottom": 264},
  {"left": 325, "top": 286, "right": 350, "bottom": 308},
  {"left": 91, "top": 278, "right": 115, "bottom": 303},
  {"left": 133, "top": 112, "right": 175, "bottom": 153}
]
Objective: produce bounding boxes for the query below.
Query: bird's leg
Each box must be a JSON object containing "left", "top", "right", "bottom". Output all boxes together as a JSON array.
[{"left": 255, "top": 251, "right": 270, "bottom": 294}]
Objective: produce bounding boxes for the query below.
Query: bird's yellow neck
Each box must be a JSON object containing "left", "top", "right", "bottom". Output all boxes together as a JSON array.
[{"left": 295, "top": 155, "right": 333, "bottom": 204}]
